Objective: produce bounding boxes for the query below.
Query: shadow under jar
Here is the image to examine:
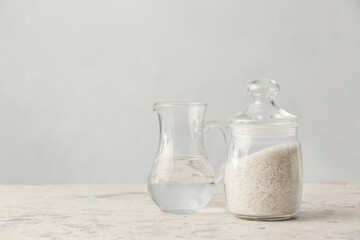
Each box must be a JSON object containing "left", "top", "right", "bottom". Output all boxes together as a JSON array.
[{"left": 225, "top": 80, "right": 303, "bottom": 221}]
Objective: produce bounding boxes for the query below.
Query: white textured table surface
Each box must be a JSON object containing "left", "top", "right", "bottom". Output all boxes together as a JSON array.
[{"left": 0, "top": 183, "right": 359, "bottom": 239}]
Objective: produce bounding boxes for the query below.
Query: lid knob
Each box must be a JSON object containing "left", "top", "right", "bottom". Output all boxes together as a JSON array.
[
  {"left": 248, "top": 79, "right": 279, "bottom": 101},
  {"left": 229, "top": 79, "right": 298, "bottom": 127}
]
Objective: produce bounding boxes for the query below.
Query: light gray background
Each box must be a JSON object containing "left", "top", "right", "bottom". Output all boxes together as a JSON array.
[{"left": 0, "top": 0, "right": 359, "bottom": 184}]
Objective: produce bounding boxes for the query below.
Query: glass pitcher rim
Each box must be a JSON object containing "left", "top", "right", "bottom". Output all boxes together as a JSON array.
[{"left": 153, "top": 102, "right": 207, "bottom": 111}]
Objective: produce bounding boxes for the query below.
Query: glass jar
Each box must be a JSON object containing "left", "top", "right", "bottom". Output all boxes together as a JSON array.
[{"left": 224, "top": 80, "right": 303, "bottom": 220}]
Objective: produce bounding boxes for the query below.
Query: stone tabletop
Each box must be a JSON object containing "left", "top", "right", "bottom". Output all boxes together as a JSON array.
[{"left": 0, "top": 183, "right": 359, "bottom": 239}]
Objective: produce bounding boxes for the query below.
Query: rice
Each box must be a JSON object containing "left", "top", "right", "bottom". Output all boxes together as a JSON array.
[{"left": 225, "top": 143, "right": 301, "bottom": 216}]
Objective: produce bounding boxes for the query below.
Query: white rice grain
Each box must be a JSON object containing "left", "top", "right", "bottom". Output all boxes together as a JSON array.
[{"left": 225, "top": 143, "right": 301, "bottom": 216}]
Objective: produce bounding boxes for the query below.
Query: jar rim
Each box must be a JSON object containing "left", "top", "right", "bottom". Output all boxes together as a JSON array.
[
  {"left": 229, "top": 117, "right": 298, "bottom": 127},
  {"left": 229, "top": 124, "right": 297, "bottom": 137}
]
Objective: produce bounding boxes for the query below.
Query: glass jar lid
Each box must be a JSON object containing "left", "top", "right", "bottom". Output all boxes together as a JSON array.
[{"left": 230, "top": 79, "right": 298, "bottom": 128}]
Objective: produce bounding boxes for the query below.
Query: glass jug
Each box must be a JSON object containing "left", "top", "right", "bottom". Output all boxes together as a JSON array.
[
  {"left": 225, "top": 80, "right": 303, "bottom": 220},
  {"left": 148, "top": 102, "right": 229, "bottom": 214}
]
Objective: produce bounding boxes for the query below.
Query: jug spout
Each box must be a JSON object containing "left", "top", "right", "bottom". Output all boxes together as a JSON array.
[{"left": 152, "top": 103, "right": 160, "bottom": 112}]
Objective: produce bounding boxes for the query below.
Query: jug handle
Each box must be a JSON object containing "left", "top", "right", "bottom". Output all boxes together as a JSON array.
[{"left": 204, "top": 121, "right": 230, "bottom": 184}]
